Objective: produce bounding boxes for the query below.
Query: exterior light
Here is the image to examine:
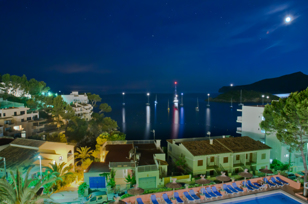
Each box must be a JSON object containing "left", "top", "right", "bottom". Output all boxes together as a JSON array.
[
  {"left": 147, "top": 93, "right": 150, "bottom": 96},
  {"left": 122, "top": 92, "right": 125, "bottom": 95},
  {"left": 181, "top": 93, "right": 183, "bottom": 95},
  {"left": 207, "top": 93, "right": 210, "bottom": 96},
  {"left": 266, "top": 96, "right": 269, "bottom": 99},
  {"left": 262, "top": 95, "right": 264, "bottom": 98},
  {"left": 38, "top": 156, "right": 42, "bottom": 179},
  {"left": 174, "top": 82, "right": 177, "bottom": 85},
  {"left": 230, "top": 84, "right": 233, "bottom": 87}
]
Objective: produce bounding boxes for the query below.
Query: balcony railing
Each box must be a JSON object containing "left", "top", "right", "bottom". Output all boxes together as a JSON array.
[
  {"left": 106, "top": 140, "right": 155, "bottom": 145},
  {"left": 137, "top": 165, "right": 158, "bottom": 172},
  {"left": 236, "top": 116, "right": 242, "bottom": 123},
  {"left": 236, "top": 127, "right": 242, "bottom": 133},
  {"left": 109, "top": 162, "right": 135, "bottom": 168}
]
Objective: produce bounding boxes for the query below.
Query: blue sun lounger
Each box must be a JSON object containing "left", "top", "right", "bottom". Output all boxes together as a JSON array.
[
  {"left": 183, "top": 191, "right": 194, "bottom": 202},
  {"left": 242, "top": 181, "right": 254, "bottom": 191},
  {"left": 162, "top": 194, "right": 172, "bottom": 204},
  {"left": 271, "top": 177, "right": 283, "bottom": 186},
  {"left": 206, "top": 187, "right": 217, "bottom": 197},
  {"left": 201, "top": 188, "right": 212, "bottom": 199},
  {"left": 211, "top": 186, "right": 223, "bottom": 197},
  {"left": 232, "top": 183, "right": 244, "bottom": 192},
  {"left": 174, "top": 192, "right": 184, "bottom": 203},
  {"left": 276, "top": 177, "right": 289, "bottom": 185},
  {"left": 151, "top": 195, "right": 159, "bottom": 204},
  {"left": 264, "top": 178, "right": 276, "bottom": 187},
  {"left": 247, "top": 180, "right": 259, "bottom": 190},
  {"left": 189, "top": 190, "right": 200, "bottom": 201},
  {"left": 137, "top": 198, "right": 144, "bottom": 204},
  {"left": 227, "top": 185, "right": 238, "bottom": 193},
  {"left": 222, "top": 184, "right": 233, "bottom": 194}
]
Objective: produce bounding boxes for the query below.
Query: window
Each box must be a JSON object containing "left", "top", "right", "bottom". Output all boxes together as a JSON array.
[
  {"left": 210, "top": 157, "right": 214, "bottom": 162},
  {"left": 223, "top": 157, "right": 228, "bottom": 163},
  {"left": 21, "top": 119, "right": 24, "bottom": 122},
  {"left": 261, "top": 153, "right": 266, "bottom": 160},
  {"left": 246, "top": 154, "right": 248, "bottom": 159},
  {"left": 20, "top": 111, "right": 25, "bottom": 115},
  {"left": 236, "top": 155, "right": 240, "bottom": 160},
  {"left": 27, "top": 117, "right": 31, "bottom": 121},
  {"left": 3, "top": 113, "right": 5, "bottom": 116},
  {"left": 0, "top": 113, "right": 1, "bottom": 117},
  {"left": 14, "top": 112, "right": 17, "bottom": 116},
  {"left": 198, "top": 160, "right": 203, "bottom": 166}
]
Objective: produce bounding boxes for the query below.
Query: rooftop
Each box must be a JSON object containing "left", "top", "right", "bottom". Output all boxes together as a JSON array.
[
  {"left": 176, "top": 136, "right": 271, "bottom": 156},
  {"left": 11, "top": 138, "right": 46, "bottom": 148},
  {"left": 0, "top": 146, "right": 39, "bottom": 169},
  {"left": 86, "top": 162, "right": 110, "bottom": 173},
  {"left": 105, "top": 144, "right": 133, "bottom": 163},
  {"left": 136, "top": 143, "right": 164, "bottom": 165}
]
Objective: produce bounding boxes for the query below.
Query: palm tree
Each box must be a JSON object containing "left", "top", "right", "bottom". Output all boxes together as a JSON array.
[
  {"left": 74, "top": 146, "right": 93, "bottom": 166},
  {"left": 0, "top": 166, "right": 57, "bottom": 204},
  {"left": 46, "top": 162, "right": 73, "bottom": 179}
]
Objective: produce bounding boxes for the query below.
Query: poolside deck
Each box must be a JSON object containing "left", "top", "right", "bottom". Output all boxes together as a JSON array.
[{"left": 122, "top": 175, "right": 306, "bottom": 203}]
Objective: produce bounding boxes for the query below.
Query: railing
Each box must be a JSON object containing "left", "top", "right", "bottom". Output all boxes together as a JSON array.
[
  {"left": 219, "top": 164, "right": 225, "bottom": 172},
  {"left": 67, "top": 154, "right": 74, "bottom": 162},
  {"left": 236, "top": 127, "right": 242, "bottom": 133},
  {"left": 109, "top": 162, "right": 135, "bottom": 168},
  {"left": 236, "top": 116, "right": 242, "bottom": 122},
  {"left": 106, "top": 140, "right": 155, "bottom": 145},
  {"left": 137, "top": 165, "right": 158, "bottom": 172}
]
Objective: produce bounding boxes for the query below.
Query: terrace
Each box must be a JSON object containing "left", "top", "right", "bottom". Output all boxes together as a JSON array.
[{"left": 121, "top": 174, "right": 305, "bottom": 203}]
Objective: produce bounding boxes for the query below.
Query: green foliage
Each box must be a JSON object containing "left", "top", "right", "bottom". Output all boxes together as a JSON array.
[
  {"left": 175, "top": 154, "right": 188, "bottom": 173},
  {"left": 78, "top": 182, "right": 89, "bottom": 195},
  {"left": 107, "top": 169, "right": 116, "bottom": 188},
  {"left": 260, "top": 88, "right": 308, "bottom": 186},
  {"left": 87, "top": 93, "right": 101, "bottom": 107},
  {"left": 46, "top": 132, "right": 67, "bottom": 143},
  {"left": 270, "top": 159, "right": 290, "bottom": 171},
  {"left": 52, "top": 95, "right": 66, "bottom": 127},
  {"left": 120, "top": 194, "right": 133, "bottom": 199},
  {"left": 125, "top": 174, "right": 136, "bottom": 186},
  {"left": 74, "top": 146, "right": 93, "bottom": 170},
  {"left": 0, "top": 166, "right": 57, "bottom": 203},
  {"left": 99, "top": 103, "right": 112, "bottom": 114},
  {"left": 65, "top": 116, "right": 88, "bottom": 142},
  {"left": 143, "top": 188, "right": 173, "bottom": 194}
]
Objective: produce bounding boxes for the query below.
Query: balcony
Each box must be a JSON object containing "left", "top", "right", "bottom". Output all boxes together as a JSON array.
[
  {"left": 236, "top": 116, "right": 242, "bottom": 123},
  {"left": 237, "top": 109, "right": 242, "bottom": 112},
  {"left": 137, "top": 165, "right": 158, "bottom": 172},
  {"left": 236, "top": 127, "right": 242, "bottom": 134},
  {"left": 246, "top": 161, "right": 257, "bottom": 166},
  {"left": 109, "top": 162, "right": 135, "bottom": 168}
]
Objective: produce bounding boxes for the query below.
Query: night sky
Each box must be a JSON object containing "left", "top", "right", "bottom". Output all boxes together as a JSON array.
[{"left": 1, "top": 0, "right": 308, "bottom": 94}]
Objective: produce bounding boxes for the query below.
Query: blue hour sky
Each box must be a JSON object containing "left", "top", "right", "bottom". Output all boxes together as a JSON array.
[{"left": 0, "top": 0, "right": 308, "bottom": 94}]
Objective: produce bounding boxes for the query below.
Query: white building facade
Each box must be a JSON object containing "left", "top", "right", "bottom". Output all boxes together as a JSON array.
[{"left": 237, "top": 105, "right": 307, "bottom": 173}]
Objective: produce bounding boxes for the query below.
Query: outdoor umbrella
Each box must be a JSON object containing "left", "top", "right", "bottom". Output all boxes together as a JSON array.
[
  {"left": 127, "top": 184, "right": 145, "bottom": 204},
  {"left": 259, "top": 166, "right": 273, "bottom": 178},
  {"left": 195, "top": 175, "right": 211, "bottom": 187},
  {"left": 238, "top": 169, "right": 253, "bottom": 182},
  {"left": 166, "top": 178, "right": 182, "bottom": 199},
  {"left": 109, "top": 197, "right": 126, "bottom": 204},
  {"left": 216, "top": 172, "right": 231, "bottom": 184}
]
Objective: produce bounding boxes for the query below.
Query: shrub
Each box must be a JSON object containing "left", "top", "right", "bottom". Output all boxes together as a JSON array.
[
  {"left": 121, "top": 194, "right": 133, "bottom": 199},
  {"left": 78, "top": 182, "right": 89, "bottom": 195}
]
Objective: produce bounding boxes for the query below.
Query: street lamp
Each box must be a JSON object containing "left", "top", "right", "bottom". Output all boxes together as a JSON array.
[
  {"left": 207, "top": 93, "right": 210, "bottom": 107},
  {"left": 262, "top": 95, "right": 265, "bottom": 105},
  {"left": 38, "top": 156, "right": 42, "bottom": 179},
  {"left": 266, "top": 96, "right": 269, "bottom": 104},
  {"left": 0, "top": 157, "right": 6, "bottom": 179},
  {"left": 207, "top": 131, "right": 211, "bottom": 139}
]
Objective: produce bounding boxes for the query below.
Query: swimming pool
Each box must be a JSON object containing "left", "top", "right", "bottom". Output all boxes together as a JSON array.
[{"left": 221, "top": 192, "right": 303, "bottom": 204}]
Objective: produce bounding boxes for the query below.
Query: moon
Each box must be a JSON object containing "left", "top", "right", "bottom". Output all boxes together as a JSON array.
[{"left": 285, "top": 16, "right": 291, "bottom": 23}]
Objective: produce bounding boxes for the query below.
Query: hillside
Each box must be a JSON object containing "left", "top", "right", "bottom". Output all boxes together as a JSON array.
[
  {"left": 218, "top": 72, "right": 308, "bottom": 94},
  {"left": 210, "top": 90, "right": 279, "bottom": 103}
]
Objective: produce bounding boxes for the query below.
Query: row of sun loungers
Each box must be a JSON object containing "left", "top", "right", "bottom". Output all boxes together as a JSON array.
[{"left": 138, "top": 177, "right": 289, "bottom": 204}]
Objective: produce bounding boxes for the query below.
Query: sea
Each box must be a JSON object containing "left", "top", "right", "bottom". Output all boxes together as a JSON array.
[{"left": 97, "top": 93, "right": 247, "bottom": 147}]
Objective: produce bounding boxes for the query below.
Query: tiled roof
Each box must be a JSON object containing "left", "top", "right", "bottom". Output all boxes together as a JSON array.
[{"left": 10, "top": 138, "right": 46, "bottom": 147}]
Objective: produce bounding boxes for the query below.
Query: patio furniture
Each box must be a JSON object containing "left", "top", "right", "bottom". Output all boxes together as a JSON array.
[
  {"left": 276, "top": 177, "right": 289, "bottom": 185},
  {"left": 216, "top": 172, "right": 231, "bottom": 184},
  {"left": 200, "top": 188, "right": 212, "bottom": 199},
  {"left": 227, "top": 185, "right": 238, "bottom": 193},
  {"left": 247, "top": 180, "right": 259, "bottom": 190},
  {"left": 166, "top": 178, "right": 182, "bottom": 199},
  {"left": 136, "top": 198, "right": 144, "bottom": 204},
  {"left": 183, "top": 191, "right": 194, "bottom": 202},
  {"left": 174, "top": 192, "right": 184, "bottom": 203},
  {"left": 189, "top": 190, "right": 200, "bottom": 201},
  {"left": 270, "top": 177, "right": 283, "bottom": 186},
  {"left": 211, "top": 186, "right": 223, "bottom": 197},
  {"left": 222, "top": 184, "right": 233, "bottom": 194},
  {"left": 238, "top": 169, "right": 253, "bottom": 182},
  {"left": 232, "top": 183, "right": 244, "bottom": 192},
  {"left": 128, "top": 185, "right": 145, "bottom": 204},
  {"left": 162, "top": 194, "right": 173, "bottom": 204},
  {"left": 242, "top": 181, "right": 254, "bottom": 191},
  {"left": 195, "top": 175, "right": 211, "bottom": 187},
  {"left": 151, "top": 195, "right": 159, "bottom": 204},
  {"left": 206, "top": 187, "right": 217, "bottom": 198},
  {"left": 259, "top": 166, "right": 273, "bottom": 177},
  {"left": 263, "top": 178, "right": 276, "bottom": 188}
]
